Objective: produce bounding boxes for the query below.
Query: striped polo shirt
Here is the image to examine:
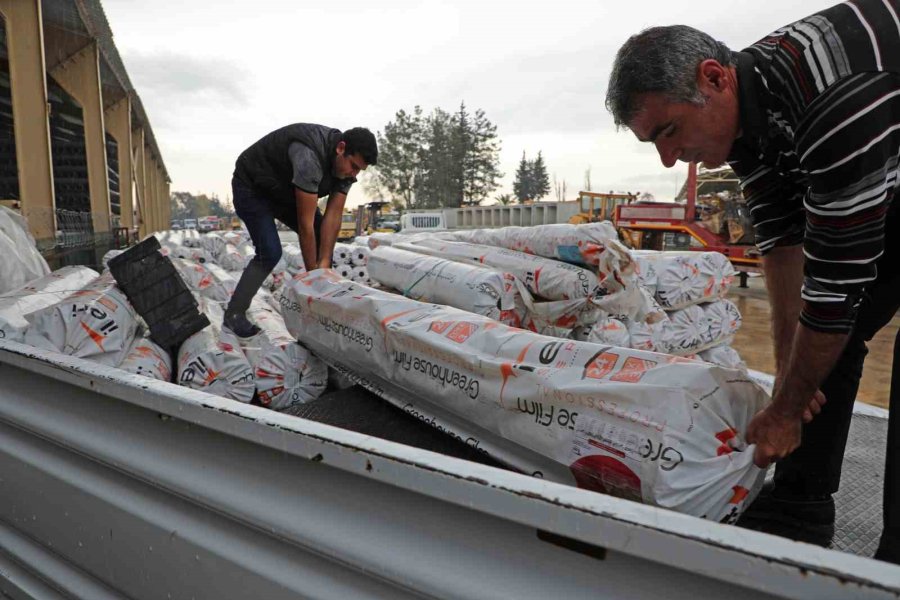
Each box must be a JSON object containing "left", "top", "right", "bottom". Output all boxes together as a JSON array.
[{"left": 726, "top": 0, "right": 900, "bottom": 333}]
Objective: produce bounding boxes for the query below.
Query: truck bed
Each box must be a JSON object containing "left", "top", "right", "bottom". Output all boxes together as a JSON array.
[{"left": 0, "top": 339, "right": 897, "bottom": 599}]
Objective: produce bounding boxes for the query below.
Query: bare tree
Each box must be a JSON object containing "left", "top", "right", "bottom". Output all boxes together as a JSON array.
[{"left": 583, "top": 167, "right": 592, "bottom": 191}]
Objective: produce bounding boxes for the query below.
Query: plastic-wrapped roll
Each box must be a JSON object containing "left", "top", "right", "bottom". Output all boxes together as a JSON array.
[
  {"left": 177, "top": 299, "right": 255, "bottom": 403},
  {"left": 446, "top": 222, "right": 622, "bottom": 268},
  {"left": 200, "top": 232, "right": 227, "bottom": 258},
  {"left": 171, "top": 258, "right": 235, "bottom": 303},
  {"left": 351, "top": 266, "right": 369, "bottom": 283},
  {"left": 665, "top": 304, "right": 710, "bottom": 355},
  {"left": 222, "top": 231, "right": 246, "bottom": 247},
  {"left": 368, "top": 246, "right": 516, "bottom": 321},
  {"left": 350, "top": 245, "right": 369, "bottom": 266},
  {"left": 0, "top": 205, "right": 51, "bottom": 295},
  {"left": 703, "top": 299, "right": 742, "bottom": 344},
  {"left": 332, "top": 243, "right": 353, "bottom": 265},
  {"left": 117, "top": 334, "right": 172, "bottom": 382},
  {"left": 277, "top": 270, "right": 770, "bottom": 521},
  {"left": 161, "top": 243, "right": 214, "bottom": 264},
  {"left": 699, "top": 345, "right": 745, "bottom": 370},
  {"left": 395, "top": 239, "right": 601, "bottom": 301},
  {"left": 586, "top": 317, "right": 631, "bottom": 348},
  {"left": 0, "top": 266, "right": 100, "bottom": 343},
  {"left": 636, "top": 251, "right": 735, "bottom": 309},
  {"left": 181, "top": 229, "right": 201, "bottom": 247},
  {"left": 335, "top": 264, "right": 353, "bottom": 279},
  {"left": 239, "top": 300, "right": 328, "bottom": 409},
  {"left": 221, "top": 243, "right": 251, "bottom": 271},
  {"left": 24, "top": 272, "right": 139, "bottom": 367},
  {"left": 627, "top": 318, "right": 671, "bottom": 353}
]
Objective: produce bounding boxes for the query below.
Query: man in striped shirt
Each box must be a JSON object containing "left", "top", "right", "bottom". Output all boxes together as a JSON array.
[{"left": 606, "top": 0, "right": 899, "bottom": 561}]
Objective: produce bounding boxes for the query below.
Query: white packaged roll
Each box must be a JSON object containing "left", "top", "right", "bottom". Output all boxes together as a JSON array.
[
  {"left": 447, "top": 222, "right": 622, "bottom": 268},
  {"left": 699, "top": 345, "right": 745, "bottom": 370},
  {"left": 221, "top": 243, "right": 252, "bottom": 271},
  {"left": 585, "top": 317, "right": 631, "bottom": 348},
  {"left": 396, "top": 239, "right": 601, "bottom": 301},
  {"left": 626, "top": 318, "right": 671, "bottom": 353},
  {"left": 200, "top": 232, "right": 227, "bottom": 258},
  {"left": 24, "top": 272, "right": 139, "bottom": 366},
  {"left": 637, "top": 251, "right": 735, "bottom": 310},
  {"left": 368, "top": 246, "right": 517, "bottom": 321},
  {"left": 0, "top": 206, "right": 50, "bottom": 295},
  {"left": 704, "top": 299, "right": 742, "bottom": 344},
  {"left": 181, "top": 229, "right": 201, "bottom": 247},
  {"left": 335, "top": 264, "right": 353, "bottom": 279},
  {"left": 350, "top": 245, "right": 369, "bottom": 266},
  {"left": 332, "top": 243, "right": 353, "bottom": 265},
  {"left": 177, "top": 299, "right": 255, "bottom": 403},
  {"left": 0, "top": 266, "right": 100, "bottom": 343},
  {"left": 171, "top": 258, "right": 234, "bottom": 303},
  {"left": 665, "top": 304, "right": 710, "bottom": 355},
  {"left": 117, "top": 334, "right": 172, "bottom": 382},
  {"left": 278, "top": 271, "right": 768, "bottom": 521},
  {"left": 239, "top": 300, "right": 327, "bottom": 410},
  {"left": 101, "top": 249, "right": 125, "bottom": 268},
  {"left": 351, "top": 266, "right": 369, "bottom": 283}
]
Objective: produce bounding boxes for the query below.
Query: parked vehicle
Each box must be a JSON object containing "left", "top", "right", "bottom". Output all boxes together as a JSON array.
[
  {"left": 197, "top": 216, "right": 220, "bottom": 232},
  {"left": 170, "top": 219, "right": 183, "bottom": 230},
  {"left": 183, "top": 218, "right": 198, "bottom": 230}
]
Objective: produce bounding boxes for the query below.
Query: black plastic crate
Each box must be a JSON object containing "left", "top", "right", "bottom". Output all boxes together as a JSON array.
[{"left": 108, "top": 236, "right": 209, "bottom": 349}]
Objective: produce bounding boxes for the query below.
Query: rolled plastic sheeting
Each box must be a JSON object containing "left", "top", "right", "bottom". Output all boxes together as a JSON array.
[
  {"left": 665, "top": 304, "right": 709, "bottom": 355},
  {"left": 351, "top": 266, "right": 369, "bottom": 283},
  {"left": 199, "top": 232, "right": 227, "bottom": 258},
  {"left": 395, "top": 239, "right": 600, "bottom": 301},
  {"left": 181, "top": 229, "right": 201, "bottom": 247},
  {"left": 117, "top": 334, "right": 173, "bottom": 382},
  {"left": 0, "top": 266, "right": 100, "bottom": 343},
  {"left": 220, "top": 243, "right": 253, "bottom": 271},
  {"left": 177, "top": 298, "right": 255, "bottom": 403},
  {"left": 335, "top": 264, "right": 353, "bottom": 279},
  {"left": 350, "top": 245, "right": 369, "bottom": 266},
  {"left": 634, "top": 251, "right": 735, "bottom": 310},
  {"left": 368, "top": 246, "right": 517, "bottom": 322},
  {"left": 626, "top": 319, "right": 671, "bottom": 354},
  {"left": 700, "top": 345, "right": 746, "bottom": 370},
  {"left": 0, "top": 205, "right": 51, "bottom": 294},
  {"left": 278, "top": 270, "right": 768, "bottom": 521},
  {"left": 332, "top": 243, "right": 353, "bottom": 265},
  {"left": 24, "top": 272, "right": 139, "bottom": 366},
  {"left": 160, "top": 243, "right": 214, "bottom": 264},
  {"left": 447, "top": 222, "right": 622, "bottom": 268},
  {"left": 171, "top": 258, "right": 234, "bottom": 303},
  {"left": 585, "top": 317, "right": 631, "bottom": 348},
  {"left": 704, "top": 299, "right": 742, "bottom": 344},
  {"left": 239, "top": 299, "right": 328, "bottom": 410}
]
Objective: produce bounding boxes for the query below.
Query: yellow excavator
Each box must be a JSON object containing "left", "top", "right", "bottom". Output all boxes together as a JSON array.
[
  {"left": 354, "top": 201, "right": 397, "bottom": 236},
  {"left": 568, "top": 191, "right": 638, "bottom": 225}
]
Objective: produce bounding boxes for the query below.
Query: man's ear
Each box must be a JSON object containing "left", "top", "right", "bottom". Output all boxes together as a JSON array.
[
  {"left": 335, "top": 140, "right": 346, "bottom": 156},
  {"left": 697, "top": 59, "right": 729, "bottom": 92}
]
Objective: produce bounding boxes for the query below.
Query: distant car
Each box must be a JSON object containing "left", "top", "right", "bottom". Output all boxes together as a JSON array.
[
  {"left": 183, "top": 218, "right": 198, "bottom": 230},
  {"left": 170, "top": 220, "right": 183, "bottom": 230}
]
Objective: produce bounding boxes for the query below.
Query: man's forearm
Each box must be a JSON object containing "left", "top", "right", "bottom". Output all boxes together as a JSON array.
[
  {"left": 316, "top": 210, "right": 341, "bottom": 268},
  {"left": 774, "top": 324, "right": 847, "bottom": 417},
  {"left": 298, "top": 225, "right": 318, "bottom": 271},
  {"left": 762, "top": 245, "right": 805, "bottom": 381}
]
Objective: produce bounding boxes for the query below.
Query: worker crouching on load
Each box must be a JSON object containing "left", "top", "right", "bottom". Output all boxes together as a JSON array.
[{"left": 225, "top": 124, "right": 378, "bottom": 337}]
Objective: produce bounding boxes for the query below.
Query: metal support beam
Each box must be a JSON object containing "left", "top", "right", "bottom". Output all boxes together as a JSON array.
[
  {"left": 131, "top": 128, "right": 147, "bottom": 239},
  {"left": 0, "top": 0, "right": 56, "bottom": 248},
  {"left": 49, "top": 42, "right": 111, "bottom": 237},
  {"left": 104, "top": 96, "right": 133, "bottom": 229},
  {"left": 146, "top": 153, "right": 158, "bottom": 233}
]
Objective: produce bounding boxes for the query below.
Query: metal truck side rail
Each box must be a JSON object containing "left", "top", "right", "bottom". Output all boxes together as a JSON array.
[{"left": 0, "top": 339, "right": 897, "bottom": 599}]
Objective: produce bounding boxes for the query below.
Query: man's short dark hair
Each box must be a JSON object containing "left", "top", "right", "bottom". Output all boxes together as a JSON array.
[
  {"left": 606, "top": 25, "right": 734, "bottom": 128},
  {"left": 341, "top": 127, "right": 378, "bottom": 165}
]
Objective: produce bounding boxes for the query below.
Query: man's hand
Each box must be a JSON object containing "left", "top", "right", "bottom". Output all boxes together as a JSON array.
[
  {"left": 802, "top": 389, "right": 826, "bottom": 423},
  {"left": 746, "top": 405, "right": 802, "bottom": 468}
]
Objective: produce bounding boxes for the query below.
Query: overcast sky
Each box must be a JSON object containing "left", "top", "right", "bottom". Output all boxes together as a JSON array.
[{"left": 102, "top": 0, "right": 829, "bottom": 208}]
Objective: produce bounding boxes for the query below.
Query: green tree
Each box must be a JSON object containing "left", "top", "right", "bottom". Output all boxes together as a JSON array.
[
  {"left": 530, "top": 151, "right": 550, "bottom": 201},
  {"left": 513, "top": 152, "right": 532, "bottom": 203},
  {"left": 495, "top": 193, "right": 513, "bottom": 205},
  {"left": 372, "top": 107, "right": 425, "bottom": 210},
  {"left": 460, "top": 105, "right": 503, "bottom": 205}
]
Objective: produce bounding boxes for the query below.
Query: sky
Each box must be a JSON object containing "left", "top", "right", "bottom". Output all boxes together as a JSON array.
[{"left": 102, "top": 0, "right": 830, "bottom": 209}]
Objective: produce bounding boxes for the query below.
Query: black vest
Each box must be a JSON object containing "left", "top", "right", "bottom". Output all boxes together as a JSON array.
[{"left": 234, "top": 123, "right": 341, "bottom": 206}]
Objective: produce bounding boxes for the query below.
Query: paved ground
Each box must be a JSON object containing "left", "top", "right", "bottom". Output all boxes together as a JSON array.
[{"left": 728, "top": 275, "right": 898, "bottom": 409}]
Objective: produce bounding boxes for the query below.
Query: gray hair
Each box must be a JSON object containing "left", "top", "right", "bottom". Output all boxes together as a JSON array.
[{"left": 606, "top": 25, "right": 734, "bottom": 128}]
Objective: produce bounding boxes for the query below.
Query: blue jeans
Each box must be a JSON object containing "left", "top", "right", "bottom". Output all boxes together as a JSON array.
[{"left": 231, "top": 176, "right": 321, "bottom": 269}]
